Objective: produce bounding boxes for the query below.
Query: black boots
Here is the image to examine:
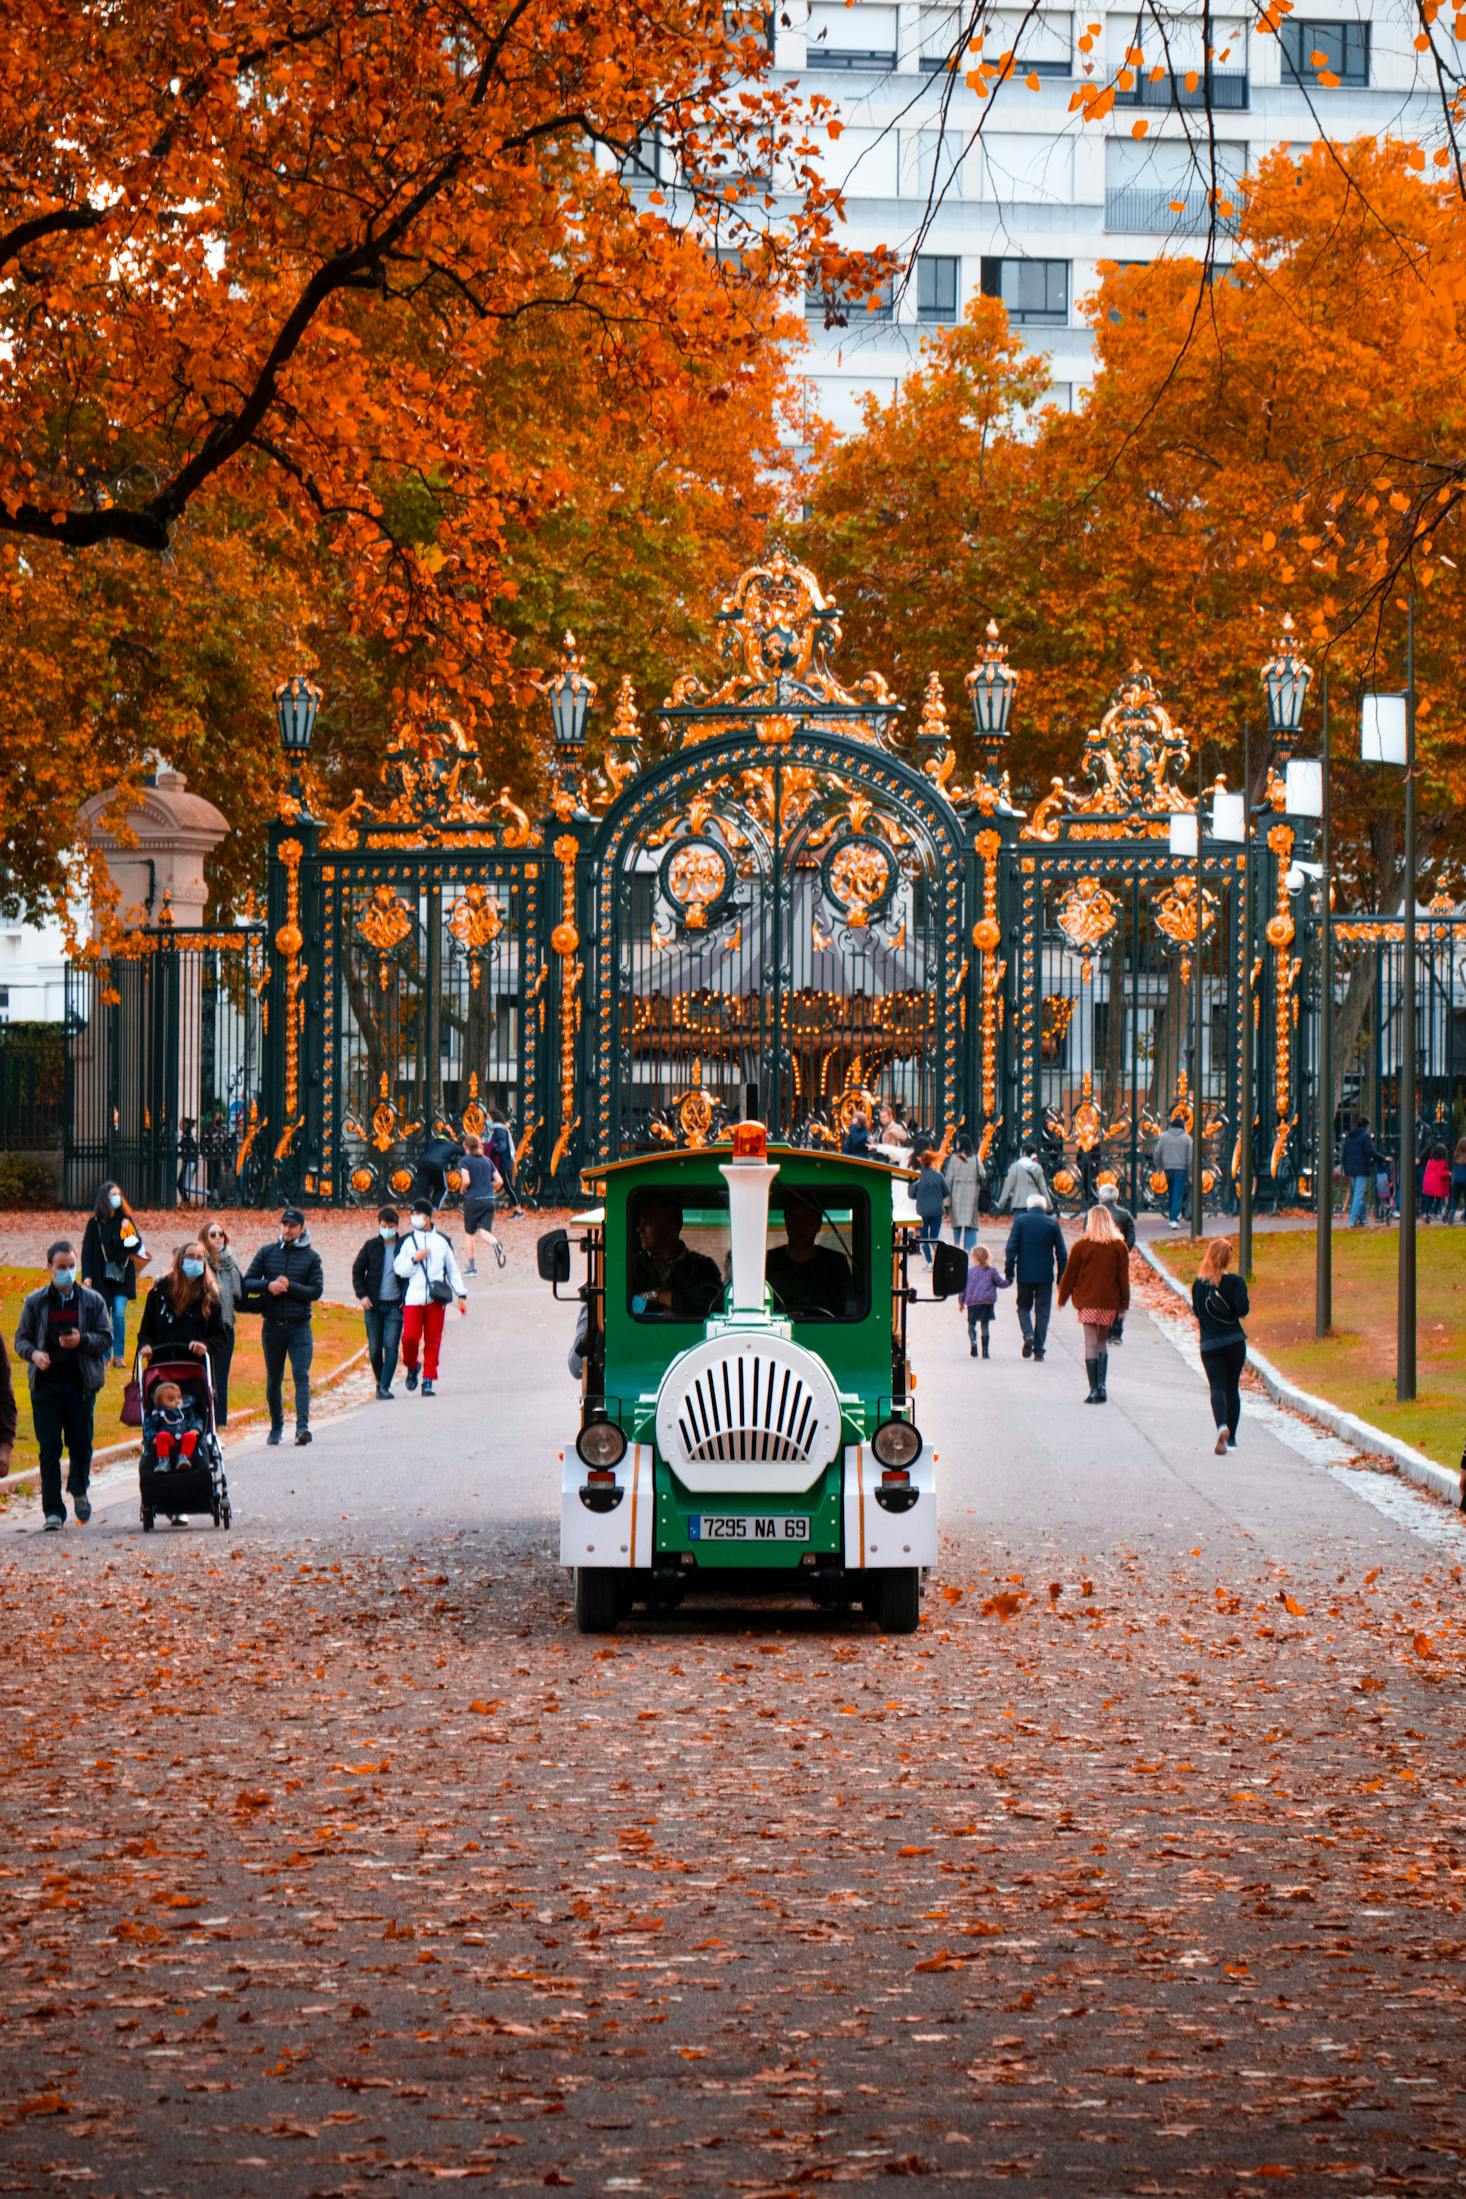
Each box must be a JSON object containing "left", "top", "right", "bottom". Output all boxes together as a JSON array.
[
  {"left": 1084, "top": 1359, "right": 1101, "bottom": 1402},
  {"left": 1097, "top": 1351, "right": 1109, "bottom": 1402}
]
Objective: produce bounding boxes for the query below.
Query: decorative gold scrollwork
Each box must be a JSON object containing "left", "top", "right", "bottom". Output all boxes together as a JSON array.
[
  {"left": 356, "top": 884, "right": 413, "bottom": 991},
  {"left": 824, "top": 837, "right": 895, "bottom": 930},
  {"left": 1055, "top": 875, "right": 1119, "bottom": 982},
  {"left": 446, "top": 884, "right": 504, "bottom": 989}
]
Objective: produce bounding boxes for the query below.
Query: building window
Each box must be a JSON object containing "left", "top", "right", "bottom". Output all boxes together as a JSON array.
[
  {"left": 917, "top": 256, "right": 960, "bottom": 323},
  {"left": 806, "top": 1, "right": 899, "bottom": 71},
  {"left": 980, "top": 256, "right": 1069, "bottom": 325},
  {"left": 805, "top": 273, "right": 896, "bottom": 324},
  {"left": 723, "top": 4, "right": 774, "bottom": 50},
  {"left": 1281, "top": 18, "right": 1369, "bottom": 86}
]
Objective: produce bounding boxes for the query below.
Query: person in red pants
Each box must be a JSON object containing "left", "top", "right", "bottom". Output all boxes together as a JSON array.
[{"left": 393, "top": 1200, "right": 468, "bottom": 1396}]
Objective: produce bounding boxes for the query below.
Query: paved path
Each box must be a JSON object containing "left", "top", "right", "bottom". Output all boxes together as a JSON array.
[{"left": 3, "top": 1224, "right": 1465, "bottom": 2195}]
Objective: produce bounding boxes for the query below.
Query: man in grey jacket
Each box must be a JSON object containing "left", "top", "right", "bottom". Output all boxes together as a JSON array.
[
  {"left": 14, "top": 1242, "right": 114, "bottom": 1529},
  {"left": 995, "top": 1143, "right": 1049, "bottom": 1213},
  {"left": 1153, "top": 1117, "right": 1193, "bottom": 1228}
]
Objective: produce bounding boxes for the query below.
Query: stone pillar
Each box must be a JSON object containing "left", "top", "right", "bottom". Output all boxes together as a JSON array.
[{"left": 74, "top": 770, "right": 231, "bottom": 1206}]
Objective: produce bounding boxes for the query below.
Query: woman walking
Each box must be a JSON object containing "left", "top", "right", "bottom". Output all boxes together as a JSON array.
[
  {"left": 1450, "top": 1135, "right": 1466, "bottom": 1225},
  {"left": 1191, "top": 1236, "right": 1250, "bottom": 1455},
  {"left": 1056, "top": 1203, "right": 1130, "bottom": 1403},
  {"left": 912, "top": 1150, "right": 949, "bottom": 1269},
  {"left": 946, "top": 1136, "right": 985, "bottom": 1252},
  {"left": 80, "top": 1180, "right": 148, "bottom": 1369},
  {"left": 137, "top": 1241, "right": 227, "bottom": 1368},
  {"left": 201, "top": 1220, "right": 244, "bottom": 1425}
]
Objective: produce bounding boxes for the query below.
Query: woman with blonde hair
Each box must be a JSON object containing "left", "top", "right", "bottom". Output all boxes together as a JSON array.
[
  {"left": 1056, "top": 1201, "right": 1130, "bottom": 1403},
  {"left": 1191, "top": 1236, "right": 1250, "bottom": 1454}
]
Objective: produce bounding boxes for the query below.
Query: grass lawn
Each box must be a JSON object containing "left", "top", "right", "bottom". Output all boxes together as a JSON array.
[
  {"left": 1157, "top": 1228, "right": 1466, "bottom": 1470},
  {"left": 0, "top": 1266, "right": 365, "bottom": 1480}
]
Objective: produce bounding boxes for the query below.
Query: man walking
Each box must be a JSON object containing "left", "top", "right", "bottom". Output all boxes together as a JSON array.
[
  {"left": 1094, "top": 1180, "right": 1136, "bottom": 1345},
  {"left": 245, "top": 1207, "right": 323, "bottom": 1447},
  {"left": 1341, "top": 1117, "right": 1381, "bottom": 1228},
  {"left": 1153, "top": 1115, "right": 1193, "bottom": 1229},
  {"left": 352, "top": 1205, "right": 404, "bottom": 1401},
  {"left": 1003, "top": 1193, "right": 1067, "bottom": 1362},
  {"left": 15, "top": 1242, "right": 113, "bottom": 1528},
  {"left": 487, "top": 1108, "right": 522, "bottom": 1214},
  {"left": 996, "top": 1141, "right": 1049, "bottom": 1214},
  {"left": 394, "top": 1200, "right": 468, "bottom": 1397}
]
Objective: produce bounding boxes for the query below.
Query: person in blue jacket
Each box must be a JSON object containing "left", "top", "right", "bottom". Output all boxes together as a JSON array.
[{"left": 1002, "top": 1192, "right": 1067, "bottom": 1362}]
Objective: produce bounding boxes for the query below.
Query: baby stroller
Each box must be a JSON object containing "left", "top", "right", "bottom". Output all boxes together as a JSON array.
[{"left": 137, "top": 1355, "right": 232, "bottom": 1532}]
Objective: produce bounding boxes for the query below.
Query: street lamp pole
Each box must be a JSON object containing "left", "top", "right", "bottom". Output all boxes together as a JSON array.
[
  {"left": 1239, "top": 720, "right": 1253, "bottom": 1281},
  {"left": 1315, "top": 673, "right": 1332, "bottom": 1338},
  {"left": 1399, "top": 593, "right": 1418, "bottom": 1402},
  {"left": 1192, "top": 741, "right": 1205, "bottom": 1242}
]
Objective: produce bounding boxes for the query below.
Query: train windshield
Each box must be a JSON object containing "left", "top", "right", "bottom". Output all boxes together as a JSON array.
[{"left": 627, "top": 1184, "right": 871, "bottom": 1324}]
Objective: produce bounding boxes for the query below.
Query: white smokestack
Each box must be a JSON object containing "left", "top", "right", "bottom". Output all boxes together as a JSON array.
[{"left": 719, "top": 1151, "right": 779, "bottom": 1315}]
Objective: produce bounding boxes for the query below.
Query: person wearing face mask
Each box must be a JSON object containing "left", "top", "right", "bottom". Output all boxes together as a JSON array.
[
  {"left": 137, "top": 1242, "right": 227, "bottom": 1365},
  {"left": 243, "top": 1208, "right": 324, "bottom": 1446},
  {"left": 393, "top": 1202, "right": 467, "bottom": 1397},
  {"left": 80, "top": 1180, "right": 149, "bottom": 1370},
  {"left": 351, "top": 1205, "right": 405, "bottom": 1401},
  {"left": 200, "top": 1221, "right": 244, "bottom": 1426},
  {"left": 14, "top": 1242, "right": 114, "bottom": 1530}
]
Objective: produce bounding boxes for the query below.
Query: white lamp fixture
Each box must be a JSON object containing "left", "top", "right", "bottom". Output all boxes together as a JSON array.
[
  {"left": 1360, "top": 692, "right": 1408, "bottom": 766},
  {"left": 1283, "top": 757, "right": 1324, "bottom": 818},
  {"left": 1169, "top": 811, "right": 1200, "bottom": 859},
  {"left": 1211, "top": 789, "right": 1246, "bottom": 844}
]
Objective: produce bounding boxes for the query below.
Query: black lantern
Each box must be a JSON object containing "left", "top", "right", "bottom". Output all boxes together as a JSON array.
[
  {"left": 542, "top": 631, "right": 597, "bottom": 767},
  {"left": 1260, "top": 613, "right": 1311, "bottom": 747},
  {"left": 965, "top": 619, "right": 1019, "bottom": 746},
  {"left": 274, "top": 671, "right": 322, "bottom": 756}
]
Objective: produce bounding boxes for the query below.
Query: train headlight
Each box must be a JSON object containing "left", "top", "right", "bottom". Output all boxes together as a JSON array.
[
  {"left": 871, "top": 1418, "right": 922, "bottom": 1470},
  {"left": 576, "top": 1418, "right": 628, "bottom": 1470}
]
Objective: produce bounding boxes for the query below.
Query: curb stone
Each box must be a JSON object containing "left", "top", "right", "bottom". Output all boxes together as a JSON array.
[
  {"left": 1140, "top": 1241, "right": 1465, "bottom": 1512},
  {"left": 0, "top": 1342, "right": 372, "bottom": 1503}
]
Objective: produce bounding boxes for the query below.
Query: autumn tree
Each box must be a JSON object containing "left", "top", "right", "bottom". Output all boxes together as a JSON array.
[{"left": 0, "top": 0, "right": 870, "bottom": 914}]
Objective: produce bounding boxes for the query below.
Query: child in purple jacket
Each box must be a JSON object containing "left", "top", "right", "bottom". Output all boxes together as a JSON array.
[{"left": 960, "top": 1245, "right": 1011, "bottom": 1359}]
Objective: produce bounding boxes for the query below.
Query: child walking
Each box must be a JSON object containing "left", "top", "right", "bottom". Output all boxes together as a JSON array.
[{"left": 959, "top": 1245, "right": 1011, "bottom": 1358}]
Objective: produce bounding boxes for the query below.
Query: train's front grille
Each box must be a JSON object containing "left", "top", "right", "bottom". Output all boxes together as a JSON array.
[{"left": 674, "top": 1352, "right": 820, "bottom": 1465}]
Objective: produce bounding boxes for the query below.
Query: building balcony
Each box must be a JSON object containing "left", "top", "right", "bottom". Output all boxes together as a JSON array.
[
  {"left": 1114, "top": 67, "right": 1249, "bottom": 111},
  {"left": 1104, "top": 186, "right": 1242, "bottom": 237}
]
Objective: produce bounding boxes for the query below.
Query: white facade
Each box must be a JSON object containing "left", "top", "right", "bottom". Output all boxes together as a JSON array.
[
  {"left": 765, "top": 1, "right": 1443, "bottom": 430},
  {"left": 0, "top": 917, "right": 68, "bottom": 1025}
]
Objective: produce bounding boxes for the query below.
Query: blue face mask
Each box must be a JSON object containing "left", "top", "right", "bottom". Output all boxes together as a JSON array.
[
  {"left": 379, "top": 1226, "right": 397, "bottom": 1241},
  {"left": 108, "top": 1191, "right": 122, "bottom": 1210},
  {"left": 181, "top": 1257, "right": 206, "bottom": 1281},
  {"left": 52, "top": 1268, "right": 76, "bottom": 1291}
]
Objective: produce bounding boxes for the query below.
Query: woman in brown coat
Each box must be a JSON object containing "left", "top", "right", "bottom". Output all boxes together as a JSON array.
[{"left": 1056, "top": 1203, "right": 1130, "bottom": 1404}]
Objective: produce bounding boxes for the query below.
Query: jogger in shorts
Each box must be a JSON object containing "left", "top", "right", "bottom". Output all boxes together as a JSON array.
[{"left": 459, "top": 1135, "right": 506, "bottom": 1276}]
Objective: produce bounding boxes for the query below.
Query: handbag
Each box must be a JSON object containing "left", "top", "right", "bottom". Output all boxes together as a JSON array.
[
  {"left": 428, "top": 1276, "right": 455, "bottom": 1307},
  {"left": 120, "top": 1371, "right": 144, "bottom": 1427},
  {"left": 103, "top": 1258, "right": 127, "bottom": 1285},
  {"left": 1203, "top": 1284, "right": 1239, "bottom": 1326}
]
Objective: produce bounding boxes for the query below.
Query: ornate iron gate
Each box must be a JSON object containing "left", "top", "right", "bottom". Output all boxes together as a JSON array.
[{"left": 587, "top": 557, "right": 971, "bottom": 1153}]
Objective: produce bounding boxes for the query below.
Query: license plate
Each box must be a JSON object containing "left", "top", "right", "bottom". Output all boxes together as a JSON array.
[{"left": 689, "top": 1515, "right": 810, "bottom": 1543}]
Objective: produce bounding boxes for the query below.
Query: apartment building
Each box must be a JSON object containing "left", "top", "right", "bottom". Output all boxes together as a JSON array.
[{"left": 761, "top": 1, "right": 1443, "bottom": 430}]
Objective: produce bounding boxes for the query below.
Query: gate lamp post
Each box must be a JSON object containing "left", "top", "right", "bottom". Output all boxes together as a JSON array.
[
  {"left": 1169, "top": 794, "right": 1205, "bottom": 1242},
  {"left": 1261, "top": 612, "right": 1312, "bottom": 752},
  {"left": 541, "top": 631, "right": 597, "bottom": 794},
  {"left": 1281, "top": 735, "right": 1330, "bottom": 1336},
  {"left": 965, "top": 619, "right": 1018, "bottom": 784},
  {"left": 1360, "top": 595, "right": 1417, "bottom": 1404},
  {"left": 274, "top": 672, "right": 322, "bottom": 809}
]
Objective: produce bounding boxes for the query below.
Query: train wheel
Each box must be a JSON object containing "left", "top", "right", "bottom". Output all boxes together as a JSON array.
[
  {"left": 575, "top": 1567, "right": 621, "bottom": 1635},
  {"left": 876, "top": 1567, "right": 920, "bottom": 1635}
]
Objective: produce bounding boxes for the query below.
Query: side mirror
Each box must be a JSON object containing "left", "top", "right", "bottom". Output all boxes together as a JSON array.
[
  {"left": 930, "top": 1241, "right": 969, "bottom": 1301},
  {"left": 536, "top": 1228, "right": 571, "bottom": 1287}
]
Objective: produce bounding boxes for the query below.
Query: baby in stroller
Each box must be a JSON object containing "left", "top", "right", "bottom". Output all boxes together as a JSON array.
[
  {"left": 143, "top": 1380, "right": 204, "bottom": 1469},
  {"left": 137, "top": 1357, "right": 231, "bottom": 1532}
]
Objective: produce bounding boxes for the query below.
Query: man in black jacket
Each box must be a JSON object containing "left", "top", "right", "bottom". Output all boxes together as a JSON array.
[
  {"left": 1341, "top": 1118, "right": 1381, "bottom": 1228},
  {"left": 352, "top": 1205, "right": 403, "bottom": 1402},
  {"left": 1002, "top": 1194, "right": 1068, "bottom": 1362},
  {"left": 14, "top": 1242, "right": 115, "bottom": 1527},
  {"left": 244, "top": 1208, "right": 324, "bottom": 1447}
]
